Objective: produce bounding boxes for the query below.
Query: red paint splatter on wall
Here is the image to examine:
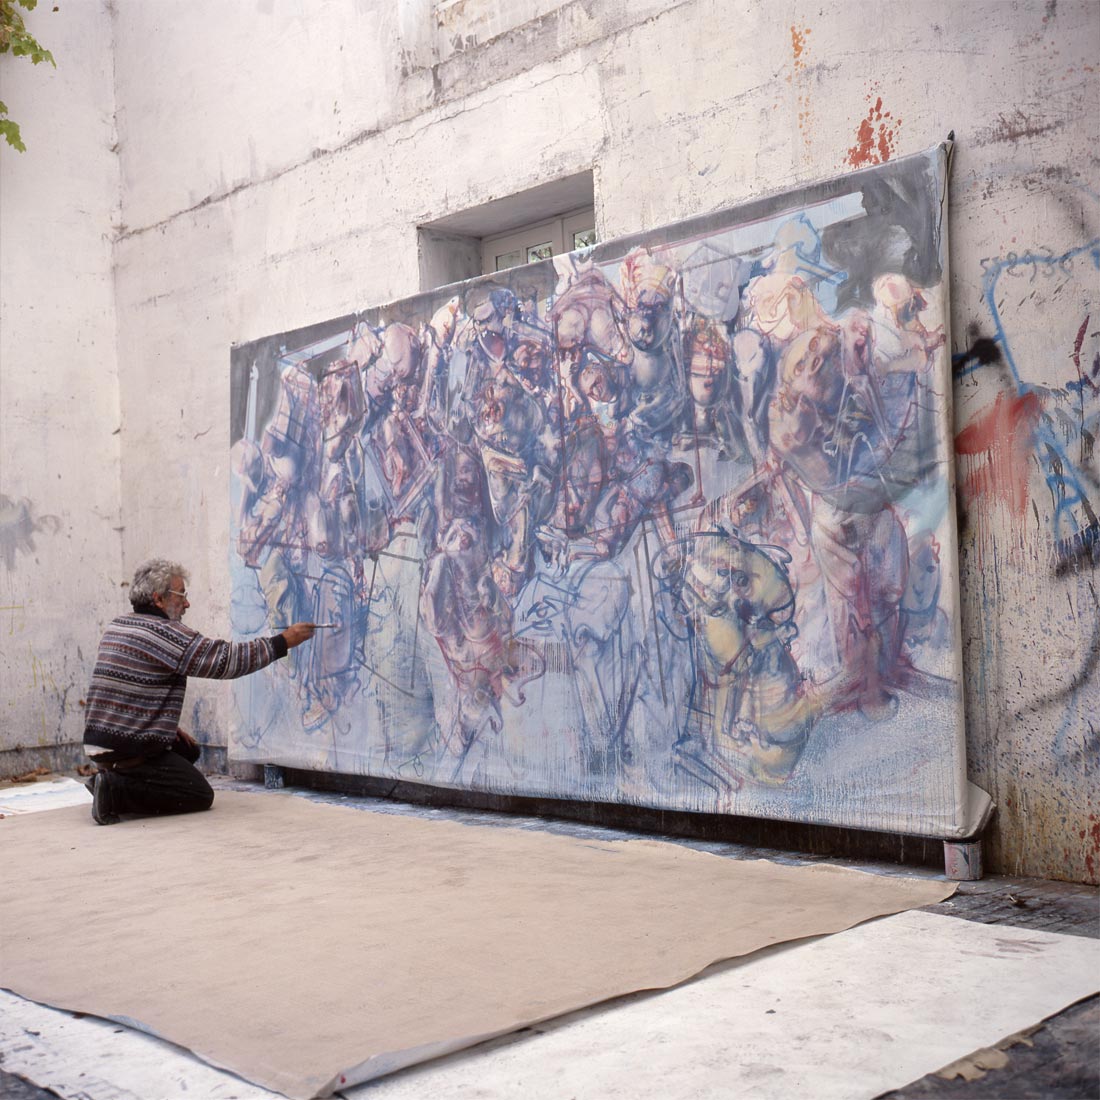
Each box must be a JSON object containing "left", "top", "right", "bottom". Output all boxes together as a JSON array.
[
  {"left": 846, "top": 96, "right": 902, "bottom": 167},
  {"left": 954, "top": 391, "right": 1043, "bottom": 518}
]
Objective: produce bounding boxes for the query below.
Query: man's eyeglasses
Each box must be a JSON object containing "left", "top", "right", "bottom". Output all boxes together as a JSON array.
[{"left": 165, "top": 588, "right": 189, "bottom": 599}]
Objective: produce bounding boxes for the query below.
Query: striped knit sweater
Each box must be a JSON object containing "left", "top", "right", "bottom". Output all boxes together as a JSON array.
[{"left": 83, "top": 609, "right": 288, "bottom": 755}]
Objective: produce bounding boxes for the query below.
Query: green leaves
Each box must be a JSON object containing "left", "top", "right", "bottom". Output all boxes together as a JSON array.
[
  {"left": 0, "top": 0, "right": 56, "bottom": 151},
  {"left": 0, "top": 0, "right": 56, "bottom": 63},
  {"left": 0, "top": 101, "right": 28, "bottom": 151}
]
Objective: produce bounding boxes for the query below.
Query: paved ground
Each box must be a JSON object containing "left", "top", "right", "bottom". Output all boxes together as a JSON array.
[
  {"left": 2, "top": 775, "right": 1097, "bottom": 1099},
  {"left": 918, "top": 875, "right": 1099, "bottom": 938},
  {"left": 0, "top": 1071, "right": 54, "bottom": 1100}
]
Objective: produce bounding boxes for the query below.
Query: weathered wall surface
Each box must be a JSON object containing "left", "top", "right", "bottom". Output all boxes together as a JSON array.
[
  {"left": 0, "top": 1, "right": 122, "bottom": 770},
  {"left": 3, "top": 1, "right": 1094, "bottom": 877}
]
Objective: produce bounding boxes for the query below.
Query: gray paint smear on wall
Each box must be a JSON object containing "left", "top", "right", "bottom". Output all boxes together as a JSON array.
[{"left": 0, "top": 494, "right": 62, "bottom": 571}]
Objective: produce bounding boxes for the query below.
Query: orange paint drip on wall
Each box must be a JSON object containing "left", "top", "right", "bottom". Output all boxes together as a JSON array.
[
  {"left": 790, "top": 25, "right": 813, "bottom": 148},
  {"left": 846, "top": 95, "right": 902, "bottom": 167},
  {"left": 791, "top": 24, "right": 810, "bottom": 68}
]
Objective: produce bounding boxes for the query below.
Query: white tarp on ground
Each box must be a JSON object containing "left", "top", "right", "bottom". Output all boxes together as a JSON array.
[{"left": 0, "top": 777, "right": 90, "bottom": 816}]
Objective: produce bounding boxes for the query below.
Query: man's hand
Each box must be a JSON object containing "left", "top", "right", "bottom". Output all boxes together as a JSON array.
[
  {"left": 281, "top": 622, "right": 317, "bottom": 648},
  {"left": 173, "top": 727, "right": 202, "bottom": 763}
]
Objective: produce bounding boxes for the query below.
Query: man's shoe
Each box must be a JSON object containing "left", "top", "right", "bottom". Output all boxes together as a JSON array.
[{"left": 89, "top": 771, "right": 120, "bottom": 826}]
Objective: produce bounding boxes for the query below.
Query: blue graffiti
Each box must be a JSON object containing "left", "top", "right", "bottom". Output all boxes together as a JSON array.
[{"left": 965, "top": 239, "right": 1100, "bottom": 551}]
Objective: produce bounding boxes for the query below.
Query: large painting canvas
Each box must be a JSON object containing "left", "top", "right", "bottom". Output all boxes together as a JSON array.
[{"left": 229, "top": 144, "right": 970, "bottom": 837}]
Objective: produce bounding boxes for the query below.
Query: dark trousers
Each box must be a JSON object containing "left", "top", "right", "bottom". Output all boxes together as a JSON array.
[{"left": 97, "top": 743, "right": 214, "bottom": 817}]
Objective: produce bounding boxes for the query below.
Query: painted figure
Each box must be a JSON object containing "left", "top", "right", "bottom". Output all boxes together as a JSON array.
[
  {"left": 673, "top": 531, "right": 815, "bottom": 790},
  {"left": 619, "top": 247, "right": 687, "bottom": 438},
  {"left": 420, "top": 517, "right": 516, "bottom": 782}
]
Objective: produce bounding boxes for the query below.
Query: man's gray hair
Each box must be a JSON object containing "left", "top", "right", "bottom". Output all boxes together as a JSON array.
[{"left": 129, "top": 559, "right": 190, "bottom": 607}]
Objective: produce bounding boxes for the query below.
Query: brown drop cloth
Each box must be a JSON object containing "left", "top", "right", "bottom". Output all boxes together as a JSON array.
[{"left": 0, "top": 791, "right": 954, "bottom": 1099}]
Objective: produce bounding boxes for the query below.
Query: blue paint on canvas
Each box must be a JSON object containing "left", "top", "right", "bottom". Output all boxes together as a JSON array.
[{"left": 229, "top": 145, "right": 968, "bottom": 836}]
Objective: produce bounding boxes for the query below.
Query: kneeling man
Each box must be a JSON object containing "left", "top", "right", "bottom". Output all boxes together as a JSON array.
[{"left": 83, "top": 558, "right": 314, "bottom": 824}]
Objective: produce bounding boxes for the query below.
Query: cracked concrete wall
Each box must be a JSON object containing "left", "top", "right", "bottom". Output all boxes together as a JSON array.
[
  {"left": 6, "top": 0, "right": 1096, "bottom": 878},
  {"left": 0, "top": 0, "right": 123, "bottom": 771}
]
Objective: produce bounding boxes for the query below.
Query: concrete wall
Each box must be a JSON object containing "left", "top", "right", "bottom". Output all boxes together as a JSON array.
[
  {"left": 0, "top": 0, "right": 122, "bottom": 773},
  {"left": 2, "top": 0, "right": 1095, "bottom": 879}
]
